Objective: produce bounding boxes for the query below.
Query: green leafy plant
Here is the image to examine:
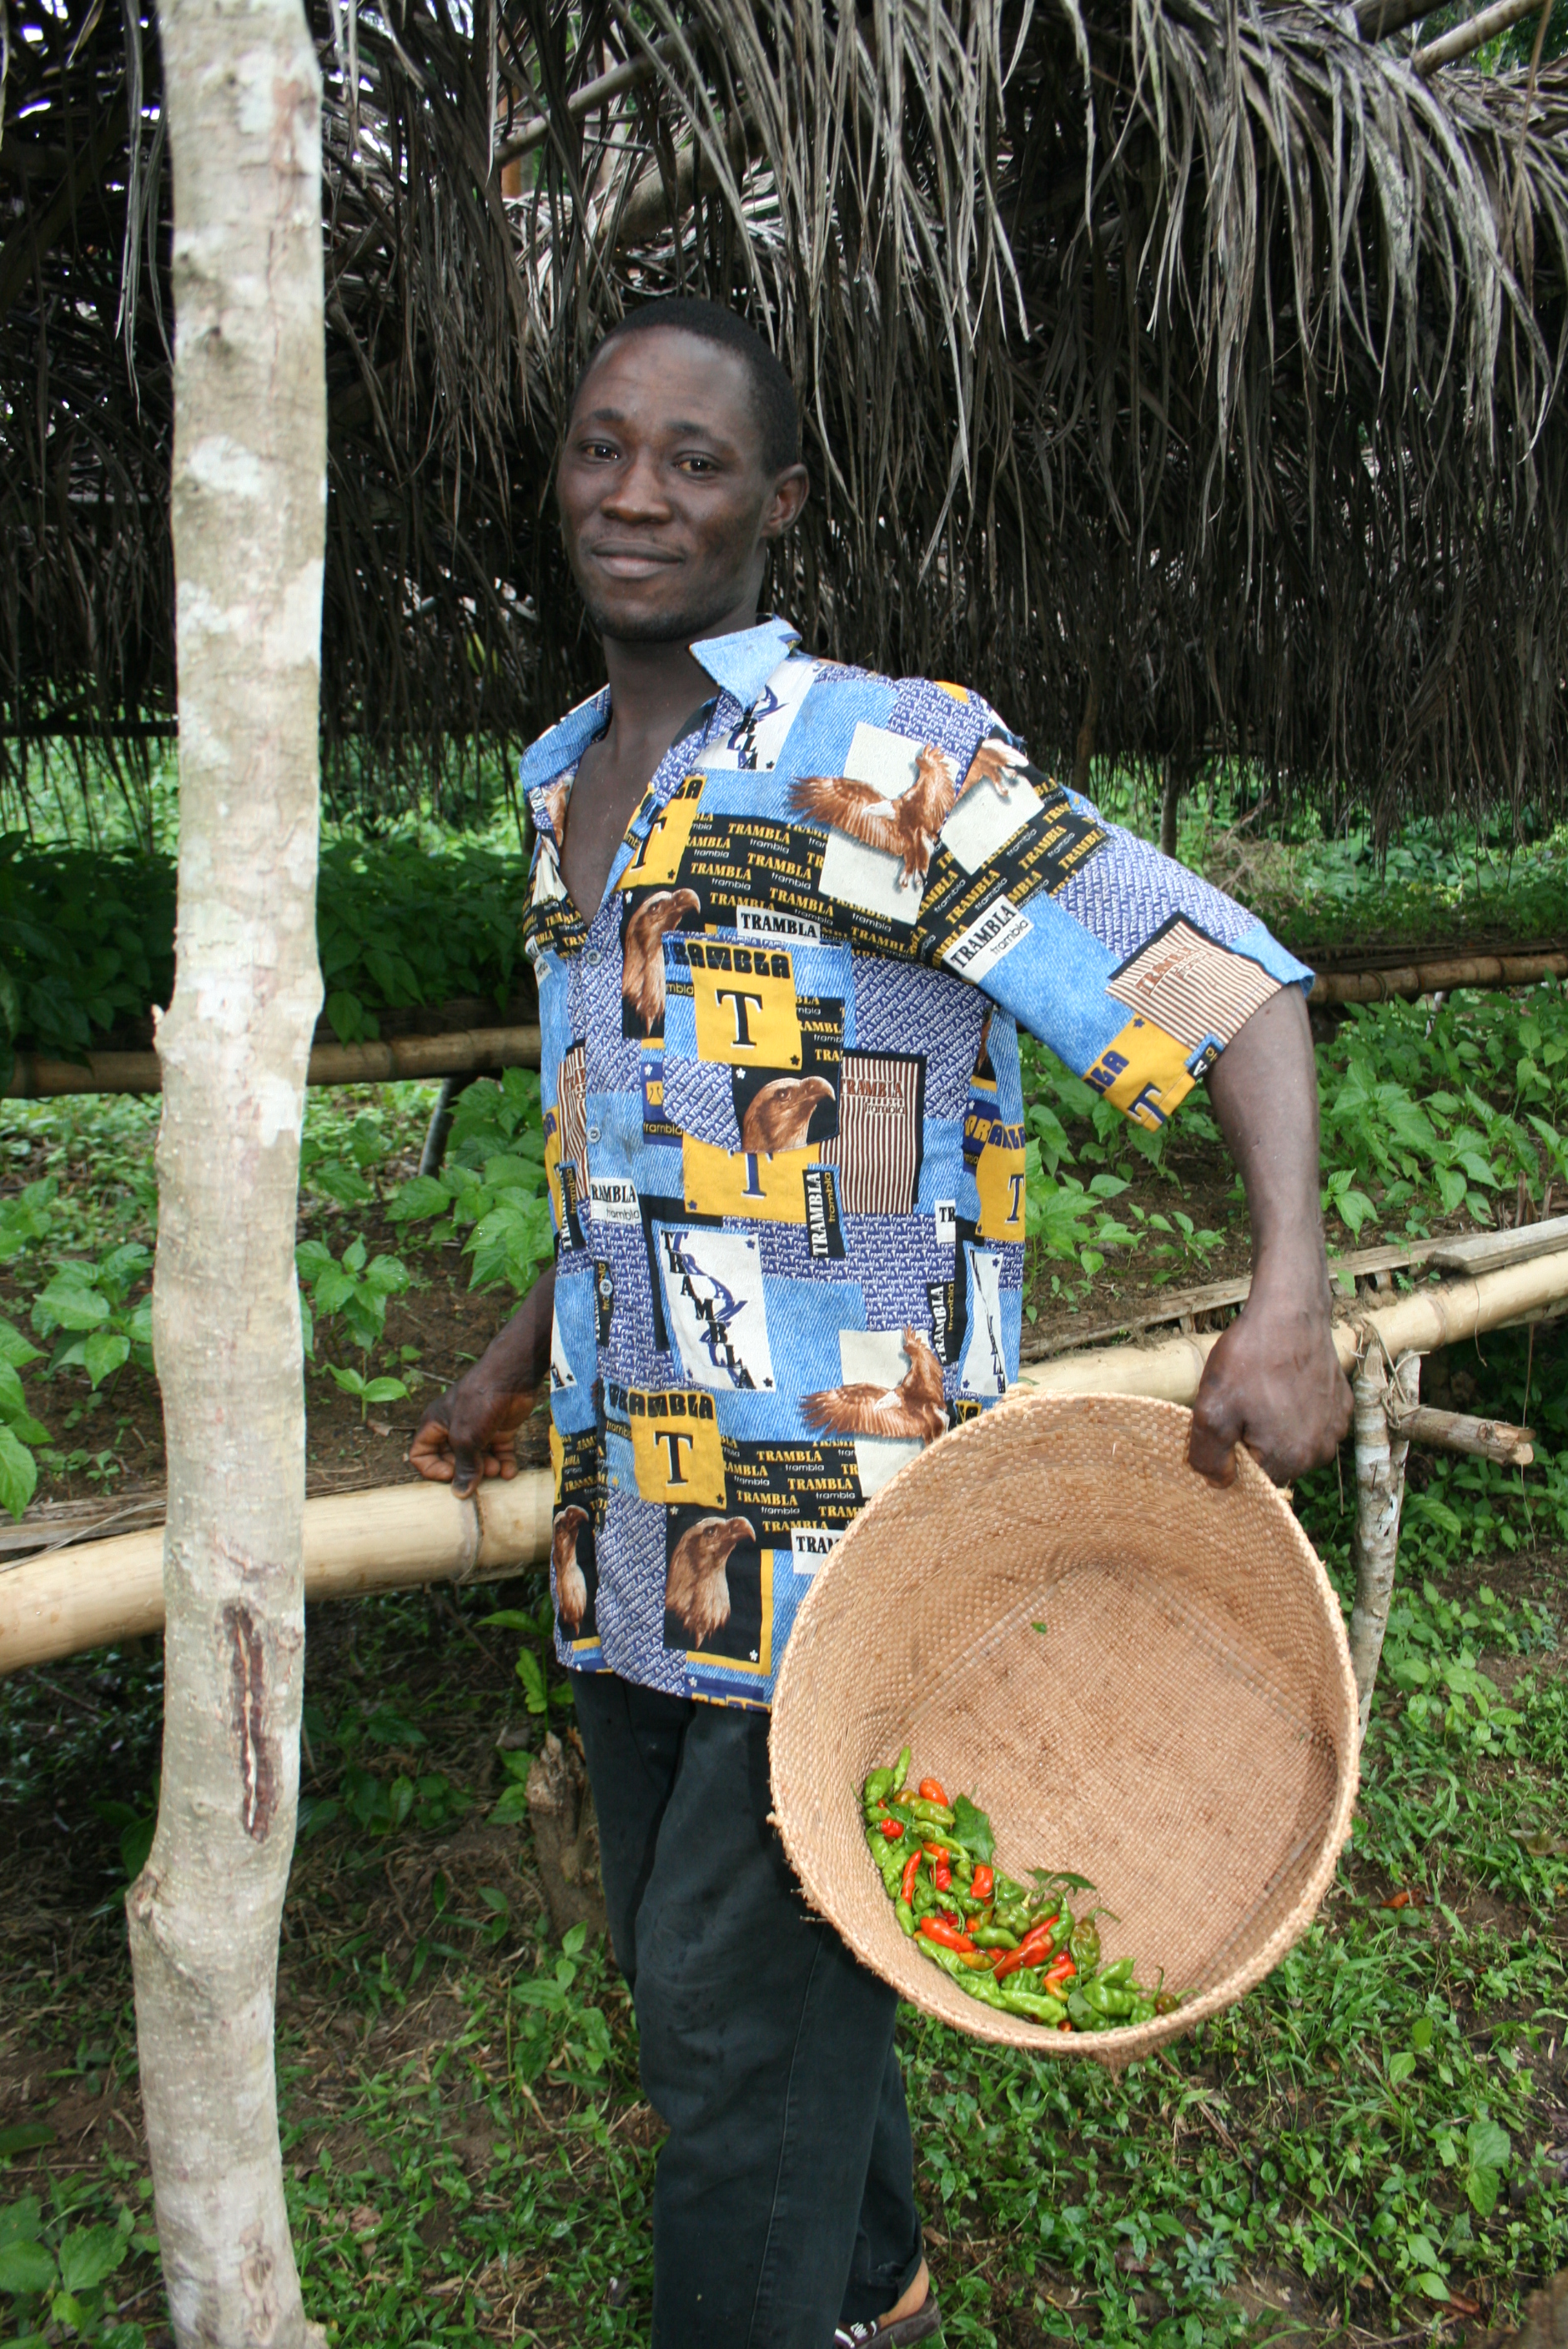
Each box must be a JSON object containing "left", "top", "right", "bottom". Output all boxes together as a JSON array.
[
  {"left": 0, "top": 1177, "right": 58, "bottom": 1265},
  {"left": 294, "top": 1235, "right": 410, "bottom": 1361},
  {"left": 389, "top": 1071, "right": 552, "bottom": 1298},
  {"left": 0, "top": 1316, "right": 48, "bottom": 1519},
  {"left": 328, "top": 1364, "right": 410, "bottom": 1421},
  {"left": 0, "top": 830, "right": 531, "bottom": 1068},
  {"left": 0, "top": 2192, "right": 140, "bottom": 2346},
  {"left": 28, "top": 1245, "right": 153, "bottom": 1389}
]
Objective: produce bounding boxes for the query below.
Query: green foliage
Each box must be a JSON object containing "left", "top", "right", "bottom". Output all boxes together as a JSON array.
[
  {"left": 29, "top": 1245, "right": 153, "bottom": 1388},
  {"left": 388, "top": 1072, "right": 552, "bottom": 1299},
  {"left": 295, "top": 1235, "right": 411, "bottom": 1361},
  {"left": 0, "top": 833, "right": 177, "bottom": 1086},
  {"left": 0, "top": 2190, "right": 143, "bottom": 2346},
  {"left": 0, "top": 832, "right": 530, "bottom": 1070},
  {"left": 0, "top": 1315, "right": 48, "bottom": 1519},
  {"left": 1204, "top": 810, "right": 1568, "bottom": 956}
]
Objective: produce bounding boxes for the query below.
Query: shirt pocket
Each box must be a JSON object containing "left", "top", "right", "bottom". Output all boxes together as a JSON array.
[{"left": 660, "top": 933, "right": 852, "bottom": 1159}]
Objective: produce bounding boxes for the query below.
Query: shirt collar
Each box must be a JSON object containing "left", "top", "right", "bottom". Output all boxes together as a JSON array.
[
  {"left": 518, "top": 685, "right": 611, "bottom": 793},
  {"left": 690, "top": 614, "right": 801, "bottom": 710},
  {"left": 518, "top": 616, "right": 801, "bottom": 795}
]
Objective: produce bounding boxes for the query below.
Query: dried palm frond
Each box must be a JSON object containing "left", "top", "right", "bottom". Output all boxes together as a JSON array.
[{"left": 1, "top": 0, "right": 1564, "bottom": 833}]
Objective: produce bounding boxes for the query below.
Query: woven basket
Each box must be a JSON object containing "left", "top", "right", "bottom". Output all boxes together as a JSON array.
[{"left": 770, "top": 1392, "right": 1358, "bottom": 2061}]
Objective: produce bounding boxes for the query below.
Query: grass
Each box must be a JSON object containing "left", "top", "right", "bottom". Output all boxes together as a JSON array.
[{"left": 3, "top": 1322, "right": 1568, "bottom": 2346}]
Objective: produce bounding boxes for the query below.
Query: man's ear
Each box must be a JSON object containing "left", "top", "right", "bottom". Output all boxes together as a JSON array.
[{"left": 763, "top": 464, "right": 810, "bottom": 539}]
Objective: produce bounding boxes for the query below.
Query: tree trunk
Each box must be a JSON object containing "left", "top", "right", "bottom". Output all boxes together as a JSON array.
[{"left": 126, "top": 0, "right": 326, "bottom": 2341}]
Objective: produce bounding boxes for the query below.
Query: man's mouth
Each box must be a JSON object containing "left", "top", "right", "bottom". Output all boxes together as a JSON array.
[{"left": 588, "top": 544, "right": 683, "bottom": 579}]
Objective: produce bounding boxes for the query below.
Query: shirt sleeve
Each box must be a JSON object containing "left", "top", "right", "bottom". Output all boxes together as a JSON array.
[{"left": 931, "top": 736, "right": 1314, "bottom": 1136}]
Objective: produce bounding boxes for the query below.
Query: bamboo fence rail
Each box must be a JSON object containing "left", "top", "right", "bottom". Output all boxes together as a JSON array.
[
  {"left": 4, "top": 1246, "right": 1566, "bottom": 1677},
  {"left": 5, "top": 1026, "right": 542, "bottom": 1098}
]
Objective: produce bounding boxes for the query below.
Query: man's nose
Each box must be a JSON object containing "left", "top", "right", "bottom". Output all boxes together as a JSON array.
[{"left": 601, "top": 446, "right": 672, "bottom": 521}]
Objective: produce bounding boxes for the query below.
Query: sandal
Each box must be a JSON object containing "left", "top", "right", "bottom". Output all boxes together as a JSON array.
[{"left": 833, "top": 2294, "right": 942, "bottom": 2346}]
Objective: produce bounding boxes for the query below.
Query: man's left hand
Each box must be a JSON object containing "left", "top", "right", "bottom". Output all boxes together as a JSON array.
[{"left": 1187, "top": 1291, "right": 1352, "bottom": 1487}]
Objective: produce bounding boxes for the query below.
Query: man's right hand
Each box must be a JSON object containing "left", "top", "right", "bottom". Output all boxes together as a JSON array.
[
  {"left": 410, "top": 1266, "right": 557, "bottom": 1499},
  {"left": 410, "top": 1376, "right": 537, "bottom": 1498}
]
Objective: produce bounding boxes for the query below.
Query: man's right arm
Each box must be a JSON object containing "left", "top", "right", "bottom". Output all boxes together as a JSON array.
[{"left": 409, "top": 1263, "right": 556, "bottom": 1499}]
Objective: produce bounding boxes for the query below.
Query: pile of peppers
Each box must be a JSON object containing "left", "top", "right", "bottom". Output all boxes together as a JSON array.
[{"left": 862, "top": 1749, "right": 1176, "bottom": 2032}]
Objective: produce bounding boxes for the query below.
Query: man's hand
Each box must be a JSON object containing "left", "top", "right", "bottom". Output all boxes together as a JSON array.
[
  {"left": 409, "top": 1265, "right": 556, "bottom": 1501},
  {"left": 410, "top": 1376, "right": 537, "bottom": 1498},
  {"left": 1195, "top": 984, "right": 1353, "bottom": 1487},
  {"left": 1188, "top": 1291, "right": 1351, "bottom": 1486}
]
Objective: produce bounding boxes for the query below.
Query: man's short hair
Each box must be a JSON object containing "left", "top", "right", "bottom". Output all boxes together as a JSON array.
[{"left": 572, "top": 299, "right": 802, "bottom": 475}]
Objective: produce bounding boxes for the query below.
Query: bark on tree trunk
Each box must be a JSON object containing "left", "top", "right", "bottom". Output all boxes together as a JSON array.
[
  {"left": 1348, "top": 1350, "right": 1420, "bottom": 1743},
  {"left": 126, "top": 0, "right": 326, "bottom": 2341}
]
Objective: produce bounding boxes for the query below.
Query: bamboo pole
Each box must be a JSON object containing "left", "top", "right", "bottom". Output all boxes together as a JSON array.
[
  {"left": 8, "top": 1246, "right": 1567, "bottom": 1679},
  {"left": 5, "top": 1025, "right": 542, "bottom": 1099},
  {"left": 1309, "top": 951, "right": 1568, "bottom": 1005},
  {"left": 1013, "top": 1244, "right": 1568, "bottom": 1400},
  {"left": 0, "top": 1473, "right": 552, "bottom": 1677}
]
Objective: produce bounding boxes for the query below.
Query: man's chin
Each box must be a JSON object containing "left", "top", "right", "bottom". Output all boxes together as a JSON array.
[{"left": 580, "top": 586, "right": 743, "bottom": 648}]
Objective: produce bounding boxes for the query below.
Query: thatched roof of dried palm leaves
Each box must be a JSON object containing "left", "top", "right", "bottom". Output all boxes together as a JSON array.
[{"left": 1, "top": 0, "right": 1565, "bottom": 828}]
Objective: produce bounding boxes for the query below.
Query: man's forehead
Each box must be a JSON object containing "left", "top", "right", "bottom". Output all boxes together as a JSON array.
[{"left": 572, "top": 334, "right": 755, "bottom": 431}]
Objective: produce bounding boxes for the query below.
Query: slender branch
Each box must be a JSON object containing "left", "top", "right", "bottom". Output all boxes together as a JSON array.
[
  {"left": 1412, "top": 0, "right": 1545, "bottom": 73},
  {"left": 493, "top": 34, "right": 682, "bottom": 174}
]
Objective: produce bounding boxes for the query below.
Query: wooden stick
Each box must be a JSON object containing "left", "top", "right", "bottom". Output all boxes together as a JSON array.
[
  {"left": 1349, "top": 1351, "right": 1419, "bottom": 1741},
  {"left": 0, "top": 1474, "right": 552, "bottom": 1677},
  {"left": 5, "top": 1024, "right": 542, "bottom": 1098},
  {"left": 1355, "top": 0, "right": 1435, "bottom": 38},
  {"left": 1386, "top": 1400, "right": 1535, "bottom": 1464},
  {"left": 1309, "top": 951, "right": 1568, "bottom": 1005},
  {"left": 1412, "top": 0, "right": 1544, "bottom": 73}
]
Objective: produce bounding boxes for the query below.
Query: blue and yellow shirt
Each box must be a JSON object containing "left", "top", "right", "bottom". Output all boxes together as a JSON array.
[{"left": 520, "top": 616, "right": 1309, "bottom": 1706}]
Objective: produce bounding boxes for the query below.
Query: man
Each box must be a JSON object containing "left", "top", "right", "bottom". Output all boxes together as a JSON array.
[{"left": 413, "top": 297, "right": 1352, "bottom": 2347}]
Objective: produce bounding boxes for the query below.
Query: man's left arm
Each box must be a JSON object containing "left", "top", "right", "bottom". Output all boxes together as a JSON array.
[{"left": 1191, "top": 983, "right": 1352, "bottom": 1485}]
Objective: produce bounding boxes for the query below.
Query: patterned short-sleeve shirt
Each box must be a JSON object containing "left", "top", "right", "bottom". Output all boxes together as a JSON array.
[{"left": 520, "top": 616, "right": 1310, "bottom": 1708}]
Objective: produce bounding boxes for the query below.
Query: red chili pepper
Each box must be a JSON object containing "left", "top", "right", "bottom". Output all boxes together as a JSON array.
[
  {"left": 1382, "top": 1889, "right": 1423, "bottom": 1910},
  {"left": 932, "top": 1859, "right": 952, "bottom": 1893},
  {"left": 918, "top": 1917, "right": 975, "bottom": 1954},
  {"left": 922, "top": 1841, "right": 947, "bottom": 1860},
  {"left": 900, "top": 1850, "right": 921, "bottom": 1904},
  {"left": 879, "top": 1818, "right": 905, "bottom": 1840},
  {"left": 917, "top": 1778, "right": 949, "bottom": 1807},
  {"left": 971, "top": 1864, "right": 994, "bottom": 1902},
  {"left": 1041, "top": 1957, "right": 1076, "bottom": 1990},
  {"left": 1013, "top": 1920, "right": 1058, "bottom": 1964}
]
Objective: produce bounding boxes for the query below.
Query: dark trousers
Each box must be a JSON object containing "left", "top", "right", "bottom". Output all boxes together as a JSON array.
[{"left": 574, "top": 1672, "right": 924, "bottom": 2348}]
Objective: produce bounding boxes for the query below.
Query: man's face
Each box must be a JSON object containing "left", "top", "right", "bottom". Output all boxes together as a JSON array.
[{"left": 558, "top": 330, "right": 805, "bottom": 646}]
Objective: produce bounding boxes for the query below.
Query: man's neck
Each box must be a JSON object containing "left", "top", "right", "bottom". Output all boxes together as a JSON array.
[{"left": 598, "top": 591, "right": 761, "bottom": 757}]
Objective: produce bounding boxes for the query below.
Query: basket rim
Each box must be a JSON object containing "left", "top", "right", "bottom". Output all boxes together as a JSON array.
[{"left": 768, "top": 1391, "right": 1360, "bottom": 2062}]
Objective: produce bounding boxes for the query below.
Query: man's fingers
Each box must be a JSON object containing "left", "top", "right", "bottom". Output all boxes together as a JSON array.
[
  {"left": 408, "top": 1420, "right": 455, "bottom": 1483},
  {"left": 450, "top": 1441, "right": 484, "bottom": 1500},
  {"left": 1188, "top": 1358, "right": 1247, "bottom": 1486}
]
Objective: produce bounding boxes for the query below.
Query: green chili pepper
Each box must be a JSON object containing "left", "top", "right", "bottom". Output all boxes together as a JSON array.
[
  {"left": 893, "top": 1744, "right": 912, "bottom": 1792},
  {"left": 999, "top": 1987, "right": 1068, "bottom": 2025},
  {"left": 1128, "top": 1999, "right": 1156, "bottom": 2025},
  {"left": 917, "top": 1940, "right": 1011, "bottom": 2009},
  {"left": 863, "top": 1766, "right": 897, "bottom": 1808},
  {"left": 1068, "top": 1915, "right": 1100, "bottom": 1971},
  {"left": 895, "top": 1897, "right": 917, "bottom": 1937},
  {"left": 902, "top": 1798, "right": 957, "bottom": 1828},
  {"left": 1080, "top": 1979, "right": 1136, "bottom": 2019},
  {"left": 970, "top": 1924, "right": 1020, "bottom": 1949},
  {"left": 1098, "top": 1956, "right": 1135, "bottom": 1990}
]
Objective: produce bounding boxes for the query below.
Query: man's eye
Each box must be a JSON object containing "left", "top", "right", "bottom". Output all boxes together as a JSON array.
[{"left": 680, "top": 456, "right": 716, "bottom": 475}]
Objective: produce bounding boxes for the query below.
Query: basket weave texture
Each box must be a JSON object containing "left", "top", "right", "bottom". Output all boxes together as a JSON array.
[{"left": 770, "top": 1393, "right": 1359, "bottom": 2060}]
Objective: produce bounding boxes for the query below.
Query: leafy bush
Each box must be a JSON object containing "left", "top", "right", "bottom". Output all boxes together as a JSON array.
[
  {"left": 0, "top": 832, "right": 531, "bottom": 1077},
  {"left": 388, "top": 1069, "right": 552, "bottom": 1298}
]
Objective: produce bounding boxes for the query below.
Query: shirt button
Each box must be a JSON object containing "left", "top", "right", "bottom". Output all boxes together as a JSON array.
[{"left": 587, "top": 1124, "right": 601, "bottom": 1144}]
